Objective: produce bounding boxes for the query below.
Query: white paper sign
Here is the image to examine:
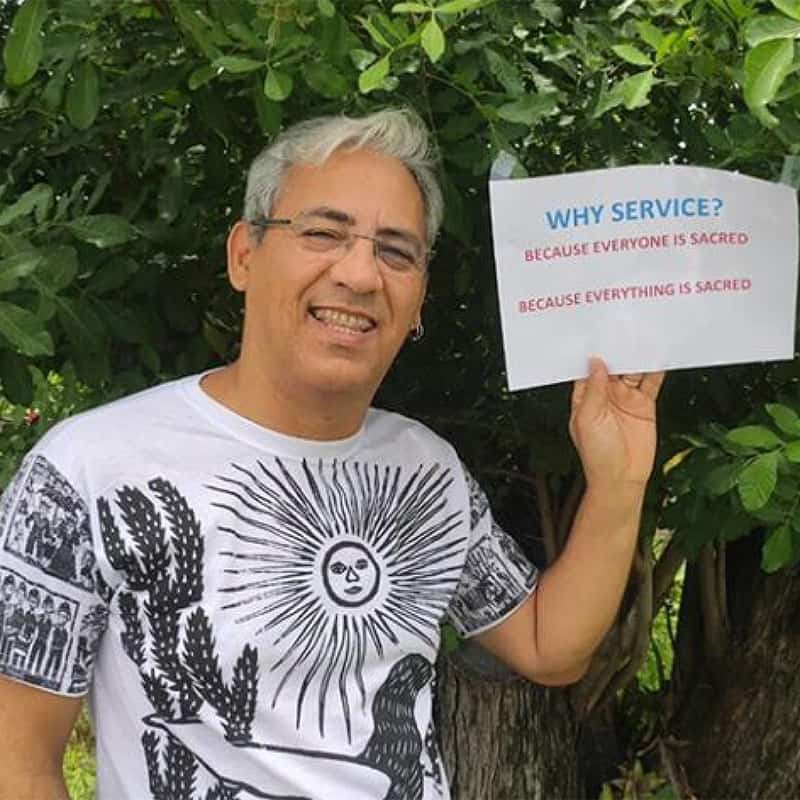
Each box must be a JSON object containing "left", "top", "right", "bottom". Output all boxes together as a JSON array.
[{"left": 489, "top": 165, "right": 799, "bottom": 390}]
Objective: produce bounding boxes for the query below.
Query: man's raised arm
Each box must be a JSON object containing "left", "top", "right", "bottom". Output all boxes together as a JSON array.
[{"left": 476, "top": 358, "right": 665, "bottom": 685}]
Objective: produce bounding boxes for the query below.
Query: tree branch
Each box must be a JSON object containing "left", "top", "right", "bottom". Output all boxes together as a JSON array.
[
  {"left": 556, "top": 472, "right": 584, "bottom": 551},
  {"left": 534, "top": 475, "right": 558, "bottom": 566},
  {"left": 594, "top": 538, "right": 654, "bottom": 705},
  {"left": 698, "top": 542, "right": 729, "bottom": 684},
  {"left": 653, "top": 534, "right": 687, "bottom": 611}
]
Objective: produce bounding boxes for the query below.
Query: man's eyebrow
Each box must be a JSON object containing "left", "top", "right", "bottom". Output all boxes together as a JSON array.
[{"left": 302, "top": 206, "right": 356, "bottom": 225}]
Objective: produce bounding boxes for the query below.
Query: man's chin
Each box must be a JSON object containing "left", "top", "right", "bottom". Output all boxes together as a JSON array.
[{"left": 300, "top": 364, "right": 381, "bottom": 400}]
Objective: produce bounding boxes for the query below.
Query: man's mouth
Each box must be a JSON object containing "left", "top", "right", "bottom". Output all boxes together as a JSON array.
[{"left": 310, "top": 307, "right": 376, "bottom": 334}]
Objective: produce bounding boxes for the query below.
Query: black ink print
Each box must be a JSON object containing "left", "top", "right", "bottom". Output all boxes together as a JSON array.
[
  {"left": 209, "top": 458, "right": 465, "bottom": 741},
  {"left": 141, "top": 653, "right": 434, "bottom": 800},
  {"left": 448, "top": 521, "right": 538, "bottom": 633},
  {"left": 462, "top": 467, "right": 489, "bottom": 530},
  {"left": 0, "top": 566, "right": 79, "bottom": 690},
  {"left": 2, "top": 456, "right": 95, "bottom": 592},
  {"left": 68, "top": 604, "right": 110, "bottom": 693}
]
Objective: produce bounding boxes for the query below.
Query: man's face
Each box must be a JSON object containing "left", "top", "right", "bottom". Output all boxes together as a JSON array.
[{"left": 230, "top": 147, "right": 428, "bottom": 401}]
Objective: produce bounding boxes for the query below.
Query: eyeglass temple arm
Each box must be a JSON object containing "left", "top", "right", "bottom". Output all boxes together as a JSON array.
[{"left": 247, "top": 217, "right": 292, "bottom": 227}]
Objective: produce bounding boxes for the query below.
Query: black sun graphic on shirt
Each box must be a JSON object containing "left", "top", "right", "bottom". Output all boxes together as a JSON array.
[{"left": 207, "top": 457, "right": 465, "bottom": 742}]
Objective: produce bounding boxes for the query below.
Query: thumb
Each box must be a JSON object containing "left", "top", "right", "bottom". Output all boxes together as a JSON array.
[{"left": 579, "top": 357, "right": 609, "bottom": 419}]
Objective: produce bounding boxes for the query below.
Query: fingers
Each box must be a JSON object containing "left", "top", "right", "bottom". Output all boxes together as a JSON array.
[
  {"left": 618, "top": 373, "right": 644, "bottom": 388},
  {"left": 613, "top": 369, "right": 665, "bottom": 399},
  {"left": 639, "top": 370, "right": 666, "bottom": 399},
  {"left": 573, "top": 359, "right": 666, "bottom": 406}
]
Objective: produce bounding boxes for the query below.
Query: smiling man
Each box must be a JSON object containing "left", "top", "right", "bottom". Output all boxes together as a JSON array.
[{"left": 0, "top": 109, "right": 663, "bottom": 800}]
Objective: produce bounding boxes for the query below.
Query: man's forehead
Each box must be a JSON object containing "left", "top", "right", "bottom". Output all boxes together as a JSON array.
[{"left": 275, "top": 148, "right": 425, "bottom": 227}]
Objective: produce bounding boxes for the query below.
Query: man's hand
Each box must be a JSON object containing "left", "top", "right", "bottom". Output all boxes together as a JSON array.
[{"left": 569, "top": 357, "right": 665, "bottom": 491}]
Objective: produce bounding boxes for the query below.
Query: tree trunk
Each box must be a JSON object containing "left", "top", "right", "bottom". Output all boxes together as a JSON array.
[
  {"left": 674, "top": 537, "right": 800, "bottom": 799},
  {"left": 437, "top": 640, "right": 582, "bottom": 800}
]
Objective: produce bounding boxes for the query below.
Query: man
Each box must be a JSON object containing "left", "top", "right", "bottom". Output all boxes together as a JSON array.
[{"left": 0, "top": 108, "right": 663, "bottom": 800}]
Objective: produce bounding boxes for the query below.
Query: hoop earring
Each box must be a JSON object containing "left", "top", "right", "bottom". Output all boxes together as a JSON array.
[{"left": 410, "top": 322, "right": 425, "bottom": 342}]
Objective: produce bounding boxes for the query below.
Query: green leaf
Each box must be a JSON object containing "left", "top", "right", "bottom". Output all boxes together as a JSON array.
[
  {"left": 593, "top": 81, "right": 626, "bottom": 118},
  {"left": 0, "top": 349, "right": 33, "bottom": 405},
  {"left": 188, "top": 65, "right": 217, "bottom": 91},
  {"left": 704, "top": 463, "right": 740, "bottom": 495},
  {"left": 773, "top": 0, "right": 800, "bottom": 19},
  {"left": 358, "top": 55, "right": 390, "bottom": 93},
  {"left": 139, "top": 343, "right": 161, "bottom": 373},
  {"left": 738, "top": 451, "right": 780, "bottom": 511},
  {"left": 726, "top": 425, "right": 784, "bottom": 449},
  {"left": 0, "top": 301, "right": 53, "bottom": 357},
  {"left": 784, "top": 440, "right": 800, "bottom": 462},
  {"left": 213, "top": 56, "right": 263, "bottom": 74},
  {"left": 761, "top": 524, "right": 794, "bottom": 572},
  {"left": 66, "top": 215, "right": 137, "bottom": 248},
  {"left": 744, "top": 39, "right": 794, "bottom": 127},
  {"left": 88, "top": 257, "right": 138, "bottom": 295},
  {"left": 56, "top": 296, "right": 105, "bottom": 353},
  {"left": 318, "top": 0, "right": 336, "bottom": 16},
  {"left": 421, "top": 17, "right": 445, "bottom": 62},
  {"left": 66, "top": 61, "right": 100, "bottom": 130},
  {"left": 636, "top": 20, "right": 664, "bottom": 49},
  {"left": 766, "top": 403, "right": 800, "bottom": 437},
  {"left": 2, "top": 0, "right": 48, "bottom": 87},
  {"left": 612, "top": 44, "right": 653, "bottom": 66},
  {"left": 437, "top": 0, "right": 483, "bottom": 12},
  {"left": 0, "top": 184, "right": 53, "bottom": 227},
  {"left": 621, "top": 69, "right": 655, "bottom": 109},
  {"left": 497, "top": 93, "right": 558, "bottom": 124},
  {"left": 485, "top": 48, "right": 524, "bottom": 94},
  {"left": 264, "top": 68, "right": 293, "bottom": 102},
  {"left": 0, "top": 251, "right": 43, "bottom": 294},
  {"left": 392, "top": 2, "right": 430, "bottom": 11},
  {"left": 38, "top": 245, "right": 78, "bottom": 291},
  {"left": 254, "top": 88, "right": 282, "bottom": 135},
  {"left": 744, "top": 14, "right": 800, "bottom": 47},
  {"left": 357, "top": 15, "right": 392, "bottom": 49},
  {"left": 303, "top": 62, "right": 349, "bottom": 98},
  {"left": 662, "top": 446, "right": 693, "bottom": 475}
]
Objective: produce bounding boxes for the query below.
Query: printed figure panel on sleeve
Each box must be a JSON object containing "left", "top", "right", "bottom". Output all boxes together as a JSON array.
[
  {"left": 447, "top": 467, "right": 539, "bottom": 638},
  {"left": 0, "top": 453, "right": 111, "bottom": 695}
]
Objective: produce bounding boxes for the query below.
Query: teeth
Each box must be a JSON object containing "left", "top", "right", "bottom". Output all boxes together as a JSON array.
[{"left": 311, "top": 308, "right": 374, "bottom": 332}]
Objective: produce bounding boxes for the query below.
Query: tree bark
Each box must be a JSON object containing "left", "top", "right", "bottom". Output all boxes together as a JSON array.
[
  {"left": 675, "top": 537, "right": 800, "bottom": 799},
  {"left": 437, "top": 641, "right": 582, "bottom": 800}
]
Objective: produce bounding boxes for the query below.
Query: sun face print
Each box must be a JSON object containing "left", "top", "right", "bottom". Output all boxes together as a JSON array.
[{"left": 208, "top": 457, "right": 466, "bottom": 741}]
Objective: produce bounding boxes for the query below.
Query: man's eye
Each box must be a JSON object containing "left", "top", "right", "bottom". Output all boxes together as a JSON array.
[
  {"left": 379, "top": 244, "right": 416, "bottom": 266},
  {"left": 303, "top": 228, "right": 344, "bottom": 241},
  {"left": 330, "top": 562, "right": 346, "bottom": 574}
]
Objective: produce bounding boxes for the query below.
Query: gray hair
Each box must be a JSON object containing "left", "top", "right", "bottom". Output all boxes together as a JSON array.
[{"left": 243, "top": 108, "right": 443, "bottom": 249}]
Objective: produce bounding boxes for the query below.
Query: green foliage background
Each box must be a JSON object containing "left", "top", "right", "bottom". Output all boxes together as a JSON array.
[{"left": 3, "top": 0, "right": 800, "bottom": 796}]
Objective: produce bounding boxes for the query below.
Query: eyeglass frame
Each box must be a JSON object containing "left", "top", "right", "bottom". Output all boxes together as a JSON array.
[{"left": 246, "top": 214, "right": 432, "bottom": 275}]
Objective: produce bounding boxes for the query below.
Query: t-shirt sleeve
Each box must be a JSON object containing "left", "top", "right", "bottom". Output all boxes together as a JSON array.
[
  {"left": 446, "top": 466, "right": 539, "bottom": 638},
  {"left": 0, "top": 449, "right": 112, "bottom": 697}
]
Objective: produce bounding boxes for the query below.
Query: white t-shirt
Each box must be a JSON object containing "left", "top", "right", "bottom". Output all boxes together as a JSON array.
[{"left": 0, "top": 373, "right": 538, "bottom": 800}]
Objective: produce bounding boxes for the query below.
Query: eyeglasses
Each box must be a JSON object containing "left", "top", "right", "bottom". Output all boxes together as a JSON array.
[{"left": 248, "top": 213, "right": 429, "bottom": 275}]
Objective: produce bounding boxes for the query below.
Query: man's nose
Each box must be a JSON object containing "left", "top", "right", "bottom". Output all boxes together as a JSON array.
[
  {"left": 345, "top": 567, "right": 359, "bottom": 582},
  {"left": 328, "top": 236, "right": 384, "bottom": 294}
]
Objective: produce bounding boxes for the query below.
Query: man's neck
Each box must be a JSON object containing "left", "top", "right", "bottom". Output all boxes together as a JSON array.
[{"left": 200, "top": 360, "right": 370, "bottom": 441}]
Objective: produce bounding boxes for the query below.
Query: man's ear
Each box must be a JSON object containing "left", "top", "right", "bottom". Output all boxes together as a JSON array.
[
  {"left": 227, "top": 220, "right": 257, "bottom": 292},
  {"left": 412, "top": 272, "right": 429, "bottom": 330}
]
